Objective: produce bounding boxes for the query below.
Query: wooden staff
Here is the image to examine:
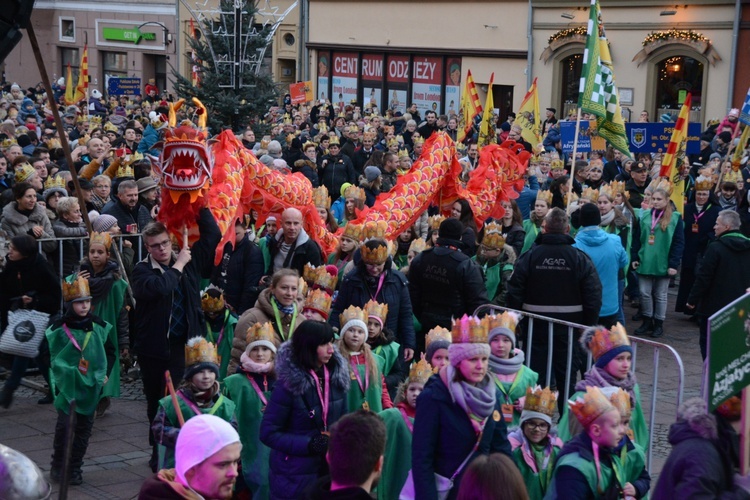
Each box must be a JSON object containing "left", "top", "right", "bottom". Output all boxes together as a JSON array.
[
  {"left": 165, "top": 370, "right": 185, "bottom": 427},
  {"left": 183, "top": 225, "right": 189, "bottom": 250}
]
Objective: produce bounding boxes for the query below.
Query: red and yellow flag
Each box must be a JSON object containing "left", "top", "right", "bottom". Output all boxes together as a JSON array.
[
  {"left": 64, "top": 64, "right": 75, "bottom": 105},
  {"left": 75, "top": 44, "right": 88, "bottom": 103},
  {"left": 458, "top": 69, "right": 482, "bottom": 143},
  {"left": 515, "top": 77, "right": 541, "bottom": 147},
  {"left": 660, "top": 92, "right": 691, "bottom": 213},
  {"left": 477, "top": 73, "right": 495, "bottom": 148}
]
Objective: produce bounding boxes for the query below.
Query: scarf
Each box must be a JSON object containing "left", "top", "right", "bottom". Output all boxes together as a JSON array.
[
  {"left": 445, "top": 365, "right": 496, "bottom": 429},
  {"left": 600, "top": 209, "right": 616, "bottom": 227},
  {"left": 575, "top": 365, "right": 637, "bottom": 405},
  {"left": 240, "top": 352, "right": 274, "bottom": 373},
  {"left": 186, "top": 380, "right": 220, "bottom": 409},
  {"left": 272, "top": 295, "right": 295, "bottom": 315},
  {"left": 396, "top": 238, "right": 411, "bottom": 255},
  {"left": 488, "top": 348, "right": 525, "bottom": 375}
]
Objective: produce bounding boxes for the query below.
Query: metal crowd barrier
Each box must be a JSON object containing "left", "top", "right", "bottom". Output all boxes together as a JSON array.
[
  {"left": 474, "top": 304, "right": 685, "bottom": 473},
  {"left": 35, "top": 233, "right": 144, "bottom": 278}
]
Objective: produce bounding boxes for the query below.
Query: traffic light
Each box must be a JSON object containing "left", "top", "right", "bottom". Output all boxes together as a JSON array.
[{"left": 0, "top": 0, "right": 35, "bottom": 64}]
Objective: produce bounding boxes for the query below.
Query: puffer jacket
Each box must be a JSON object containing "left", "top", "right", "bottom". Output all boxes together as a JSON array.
[
  {"left": 1, "top": 202, "right": 57, "bottom": 254},
  {"left": 259, "top": 342, "right": 350, "bottom": 500},
  {"left": 574, "top": 227, "right": 628, "bottom": 317}
]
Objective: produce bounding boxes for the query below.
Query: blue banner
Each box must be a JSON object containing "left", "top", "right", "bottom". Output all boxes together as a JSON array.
[
  {"left": 560, "top": 121, "right": 700, "bottom": 155},
  {"left": 560, "top": 121, "right": 591, "bottom": 154},
  {"left": 107, "top": 77, "right": 141, "bottom": 96}
]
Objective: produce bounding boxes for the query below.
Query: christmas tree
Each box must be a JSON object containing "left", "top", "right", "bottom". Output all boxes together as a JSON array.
[{"left": 172, "top": 0, "right": 279, "bottom": 133}]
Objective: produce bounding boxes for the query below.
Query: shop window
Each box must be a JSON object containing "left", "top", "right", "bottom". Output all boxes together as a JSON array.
[
  {"left": 655, "top": 55, "right": 703, "bottom": 118},
  {"left": 102, "top": 51, "right": 128, "bottom": 93},
  {"left": 560, "top": 53, "right": 583, "bottom": 117},
  {"left": 60, "top": 47, "right": 79, "bottom": 81},
  {"left": 59, "top": 17, "right": 75, "bottom": 43}
]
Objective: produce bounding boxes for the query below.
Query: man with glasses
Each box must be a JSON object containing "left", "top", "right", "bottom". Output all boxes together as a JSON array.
[{"left": 132, "top": 210, "right": 221, "bottom": 472}]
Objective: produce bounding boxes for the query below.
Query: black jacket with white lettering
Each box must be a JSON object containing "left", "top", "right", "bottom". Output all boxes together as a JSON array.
[{"left": 506, "top": 232, "right": 602, "bottom": 325}]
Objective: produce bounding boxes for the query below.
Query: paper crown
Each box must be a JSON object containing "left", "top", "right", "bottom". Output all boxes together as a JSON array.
[
  {"left": 363, "top": 131, "right": 376, "bottom": 141},
  {"left": 315, "top": 266, "right": 338, "bottom": 293},
  {"left": 45, "top": 138, "right": 62, "bottom": 150},
  {"left": 398, "top": 149, "right": 410, "bottom": 159},
  {"left": 482, "top": 311, "right": 520, "bottom": 334},
  {"left": 342, "top": 223, "right": 363, "bottom": 242},
  {"left": 536, "top": 189, "right": 553, "bottom": 206},
  {"left": 524, "top": 386, "right": 558, "bottom": 418},
  {"left": 245, "top": 322, "right": 276, "bottom": 346},
  {"left": 44, "top": 175, "right": 66, "bottom": 191},
  {"left": 283, "top": 115, "right": 292, "bottom": 125},
  {"left": 313, "top": 185, "right": 330, "bottom": 210},
  {"left": 89, "top": 115, "right": 102, "bottom": 127},
  {"left": 362, "top": 220, "right": 388, "bottom": 241},
  {"left": 387, "top": 137, "right": 399, "bottom": 147},
  {"left": 481, "top": 222, "right": 505, "bottom": 250},
  {"left": 116, "top": 164, "right": 134, "bottom": 179},
  {"left": 550, "top": 159, "right": 565, "bottom": 170},
  {"left": 646, "top": 177, "right": 673, "bottom": 195},
  {"left": 408, "top": 238, "right": 426, "bottom": 255},
  {"left": 302, "top": 141, "right": 317, "bottom": 151},
  {"left": 303, "top": 289, "right": 332, "bottom": 317},
  {"left": 200, "top": 285, "right": 225, "bottom": 313},
  {"left": 339, "top": 305, "right": 367, "bottom": 327},
  {"left": 0, "top": 137, "right": 17, "bottom": 148},
  {"left": 581, "top": 322, "right": 630, "bottom": 362},
  {"left": 89, "top": 231, "right": 112, "bottom": 249},
  {"left": 185, "top": 337, "right": 219, "bottom": 367},
  {"left": 428, "top": 215, "right": 446, "bottom": 231},
  {"left": 298, "top": 276, "right": 308, "bottom": 298},
  {"left": 14, "top": 163, "right": 35, "bottom": 183},
  {"left": 302, "top": 263, "right": 321, "bottom": 286},
  {"left": 581, "top": 187, "right": 600, "bottom": 202},
  {"left": 328, "top": 136, "right": 340, "bottom": 146},
  {"left": 694, "top": 175, "right": 714, "bottom": 191},
  {"left": 607, "top": 387, "right": 632, "bottom": 418},
  {"left": 285, "top": 133, "right": 295, "bottom": 145},
  {"left": 103, "top": 122, "right": 119, "bottom": 133},
  {"left": 361, "top": 241, "right": 389, "bottom": 265},
  {"left": 413, "top": 135, "right": 425, "bottom": 145},
  {"left": 75, "top": 114, "right": 86, "bottom": 124},
  {"left": 62, "top": 274, "right": 91, "bottom": 303},
  {"left": 343, "top": 184, "right": 366, "bottom": 202},
  {"left": 348, "top": 124, "right": 360, "bottom": 133},
  {"left": 408, "top": 357, "right": 434, "bottom": 385},
  {"left": 451, "top": 315, "right": 488, "bottom": 344},
  {"left": 364, "top": 299, "right": 388, "bottom": 322},
  {"left": 724, "top": 169, "right": 743, "bottom": 184},
  {"left": 569, "top": 386, "right": 616, "bottom": 428}
]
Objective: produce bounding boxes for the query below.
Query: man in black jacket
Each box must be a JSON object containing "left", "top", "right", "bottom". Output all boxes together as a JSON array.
[
  {"left": 212, "top": 219, "right": 265, "bottom": 315},
  {"left": 408, "top": 218, "right": 488, "bottom": 353},
  {"left": 102, "top": 179, "right": 153, "bottom": 239},
  {"left": 131, "top": 209, "right": 221, "bottom": 471},
  {"left": 319, "top": 137, "right": 357, "bottom": 203},
  {"left": 686, "top": 210, "right": 750, "bottom": 359},
  {"left": 506, "top": 207, "right": 602, "bottom": 411},
  {"left": 268, "top": 208, "right": 322, "bottom": 276}
]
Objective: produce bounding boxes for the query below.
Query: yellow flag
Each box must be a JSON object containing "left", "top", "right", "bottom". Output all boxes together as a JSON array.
[
  {"left": 478, "top": 73, "right": 495, "bottom": 148},
  {"left": 516, "top": 77, "right": 541, "bottom": 147},
  {"left": 64, "top": 64, "right": 75, "bottom": 106}
]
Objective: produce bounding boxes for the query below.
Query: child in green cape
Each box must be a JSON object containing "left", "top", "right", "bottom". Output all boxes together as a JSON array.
[{"left": 201, "top": 285, "right": 238, "bottom": 381}]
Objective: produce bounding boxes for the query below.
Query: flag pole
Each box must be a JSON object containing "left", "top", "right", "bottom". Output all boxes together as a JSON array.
[{"left": 567, "top": 108, "right": 583, "bottom": 208}]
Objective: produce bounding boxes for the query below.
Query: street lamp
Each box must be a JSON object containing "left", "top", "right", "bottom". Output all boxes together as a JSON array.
[{"left": 136, "top": 21, "right": 172, "bottom": 47}]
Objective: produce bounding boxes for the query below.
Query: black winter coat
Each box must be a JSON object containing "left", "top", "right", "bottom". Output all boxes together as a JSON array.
[
  {"left": 506, "top": 232, "right": 602, "bottom": 325},
  {"left": 687, "top": 231, "right": 750, "bottom": 317},
  {"left": 352, "top": 147, "right": 374, "bottom": 177},
  {"left": 101, "top": 199, "right": 152, "bottom": 236},
  {"left": 411, "top": 372, "right": 512, "bottom": 500},
  {"left": 292, "top": 160, "right": 320, "bottom": 188},
  {"left": 267, "top": 230, "right": 323, "bottom": 277},
  {"left": 211, "top": 235, "right": 265, "bottom": 315},
  {"left": 681, "top": 202, "right": 720, "bottom": 270},
  {"left": 260, "top": 342, "right": 350, "bottom": 500},
  {"left": 131, "top": 208, "right": 220, "bottom": 360},
  {"left": 319, "top": 154, "right": 357, "bottom": 203},
  {"left": 329, "top": 259, "right": 416, "bottom": 350},
  {"left": 408, "top": 239, "right": 488, "bottom": 333},
  {"left": 0, "top": 253, "right": 61, "bottom": 329}
]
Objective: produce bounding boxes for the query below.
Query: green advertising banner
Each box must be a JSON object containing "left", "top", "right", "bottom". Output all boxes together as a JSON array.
[
  {"left": 102, "top": 27, "right": 156, "bottom": 45},
  {"left": 708, "top": 292, "right": 750, "bottom": 411}
]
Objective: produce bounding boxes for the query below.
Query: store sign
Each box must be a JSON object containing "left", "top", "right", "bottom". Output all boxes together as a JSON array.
[
  {"left": 412, "top": 56, "right": 442, "bottom": 115},
  {"left": 102, "top": 27, "right": 156, "bottom": 45},
  {"left": 707, "top": 293, "right": 750, "bottom": 411}
]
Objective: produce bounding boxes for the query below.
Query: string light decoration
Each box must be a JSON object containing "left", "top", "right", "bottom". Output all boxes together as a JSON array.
[
  {"left": 548, "top": 26, "right": 587, "bottom": 45},
  {"left": 643, "top": 29, "right": 709, "bottom": 47}
]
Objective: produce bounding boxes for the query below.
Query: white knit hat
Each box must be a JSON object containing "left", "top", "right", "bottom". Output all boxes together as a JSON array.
[{"left": 341, "top": 319, "right": 369, "bottom": 340}]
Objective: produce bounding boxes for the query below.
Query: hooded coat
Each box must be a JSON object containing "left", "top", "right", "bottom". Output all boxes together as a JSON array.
[
  {"left": 1, "top": 202, "right": 57, "bottom": 254},
  {"left": 574, "top": 227, "right": 629, "bottom": 317},
  {"left": 259, "top": 342, "right": 350, "bottom": 499}
]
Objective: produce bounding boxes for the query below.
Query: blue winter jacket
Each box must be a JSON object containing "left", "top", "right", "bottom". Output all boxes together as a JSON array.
[
  {"left": 574, "top": 226, "right": 628, "bottom": 317},
  {"left": 516, "top": 175, "right": 540, "bottom": 220}
]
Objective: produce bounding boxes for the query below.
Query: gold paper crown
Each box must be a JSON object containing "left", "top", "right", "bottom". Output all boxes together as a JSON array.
[
  {"left": 362, "top": 220, "right": 388, "bottom": 241},
  {"left": 398, "top": 149, "right": 410, "bottom": 159},
  {"left": 387, "top": 137, "right": 399, "bottom": 147},
  {"left": 529, "top": 155, "right": 540, "bottom": 166},
  {"left": 364, "top": 299, "right": 388, "bottom": 322},
  {"left": 313, "top": 185, "right": 330, "bottom": 210},
  {"left": 62, "top": 274, "right": 91, "bottom": 302},
  {"left": 342, "top": 223, "right": 363, "bottom": 242},
  {"left": 349, "top": 125, "right": 359, "bottom": 133},
  {"left": 694, "top": 175, "right": 714, "bottom": 191},
  {"left": 413, "top": 135, "right": 425, "bottom": 145},
  {"left": 45, "top": 138, "right": 62, "bottom": 150},
  {"left": 361, "top": 241, "right": 389, "bottom": 265},
  {"left": 282, "top": 115, "right": 293, "bottom": 125},
  {"left": 343, "top": 185, "right": 366, "bottom": 202},
  {"left": 89, "top": 231, "right": 112, "bottom": 249},
  {"left": 303, "top": 263, "right": 321, "bottom": 286},
  {"left": 536, "top": 190, "right": 553, "bottom": 206},
  {"left": 200, "top": 285, "right": 225, "bottom": 313},
  {"left": 523, "top": 386, "right": 558, "bottom": 418},
  {"left": 75, "top": 114, "right": 86, "bottom": 123},
  {"left": 451, "top": 315, "right": 488, "bottom": 344},
  {"left": 245, "top": 322, "right": 276, "bottom": 346},
  {"left": 600, "top": 180, "right": 628, "bottom": 200},
  {"left": 14, "top": 163, "right": 35, "bottom": 183},
  {"left": 408, "top": 357, "right": 434, "bottom": 385},
  {"left": 646, "top": 177, "right": 673, "bottom": 195},
  {"left": 363, "top": 131, "right": 376, "bottom": 141},
  {"left": 303, "top": 289, "right": 332, "bottom": 317},
  {"left": 298, "top": 276, "right": 308, "bottom": 298},
  {"left": 482, "top": 311, "right": 520, "bottom": 334},
  {"left": 568, "top": 386, "right": 616, "bottom": 428},
  {"left": 428, "top": 215, "right": 446, "bottom": 231},
  {"left": 317, "top": 123, "right": 328, "bottom": 134},
  {"left": 116, "top": 164, "right": 134, "bottom": 179},
  {"left": 408, "top": 238, "right": 426, "bottom": 254},
  {"left": 550, "top": 159, "right": 565, "bottom": 170},
  {"left": 581, "top": 187, "right": 600, "bottom": 202},
  {"left": 302, "top": 141, "right": 317, "bottom": 151},
  {"left": 481, "top": 222, "right": 505, "bottom": 250},
  {"left": 425, "top": 326, "right": 452, "bottom": 348},
  {"left": 89, "top": 115, "right": 102, "bottom": 127},
  {"left": 44, "top": 175, "right": 66, "bottom": 191},
  {"left": 260, "top": 138, "right": 270, "bottom": 149},
  {"left": 328, "top": 135, "right": 340, "bottom": 146},
  {"left": 314, "top": 267, "right": 338, "bottom": 292},
  {"left": 285, "top": 133, "right": 295, "bottom": 145},
  {"left": 1, "top": 137, "right": 17, "bottom": 148},
  {"left": 185, "top": 337, "right": 219, "bottom": 367},
  {"left": 608, "top": 387, "right": 632, "bottom": 418},
  {"left": 103, "top": 122, "right": 119, "bottom": 133},
  {"left": 339, "top": 305, "right": 367, "bottom": 327},
  {"left": 582, "top": 322, "right": 630, "bottom": 362},
  {"left": 724, "top": 169, "right": 742, "bottom": 184}
]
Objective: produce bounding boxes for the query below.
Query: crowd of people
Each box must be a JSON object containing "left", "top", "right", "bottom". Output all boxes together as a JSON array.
[{"left": 0, "top": 80, "right": 749, "bottom": 499}]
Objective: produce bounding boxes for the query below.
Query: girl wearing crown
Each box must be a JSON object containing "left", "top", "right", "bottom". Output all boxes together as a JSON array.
[
  {"left": 76, "top": 231, "right": 131, "bottom": 417},
  {"left": 425, "top": 326, "right": 452, "bottom": 373},
  {"left": 486, "top": 312, "right": 538, "bottom": 427},
  {"left": 410, "top": 315, "right": 512, "bottom": 499},
  {"left": 336, "top": 305, "right": 393, "bottom": 412},
  {"left": 342, "top": 185, "right": 366, "bottom": 225},
  {"left": 521, "top": 190, "right": 552, "bottom": 254},
  {"left": 474, "top": 224, "right": 517, "bottom": 306},
  {"left": 152, "top": 337, "right": 238, "bottom": 470},
  {"left": 327, "top": 223, "right": 361, "bottom": 282},
  {"left": 47, "top": 274, "right": 115, "bottom": 485},
  {"left": 394, "top": 226, "right": 418, "bottom": 270},
  {"left": 557, "top": 324, "right": 648, "bottom": 450},
  {"left": 302, "top": 289, "right": 333, "bottom": 322},
  {"left": 508, "top": 386, "right": 563, "bottom": 498},
  {"left": 200, "top": 286, "right": 238, "bottom": 381},
  {"left": 365, "top": 300, "right": 407, "bottom": 398},
  {"left": 377, "top": 357, "right": 433, "bottom": 500},
  {"left": 222, "top": 322, "right": 277, "bottom": 499}
]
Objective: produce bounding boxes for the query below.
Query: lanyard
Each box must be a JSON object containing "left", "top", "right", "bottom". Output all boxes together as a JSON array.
[
  {"left": 310, "top": 366, "right": 330, "bottom": 431},
  {"left": 350, "top": 355, "right": 370, "bottom": 394},
  {"left": 370, "top": 272, "right": 386, "bottom": 301},
  {"left": 177, "top": 391, "right": 224, "bottom": 422},
  {"left": 650, "top": 209, "right": 664, "bottom": 233},
  {"left": 207, "top": 310, "right": 229, "bottom": 347},
  {"left": 271, "top": 300, "right": 298, "bottom": 342},
  {"left": 246, "top": 373, "right": 268, "bottom": 407},
  {"left": 63, "top": 324, "right": 92, "bottom": 358},
  {"left": 494, "top": 369, "right": 523, "bottom": 404},
  {"left": 693, "top": 204, "right": 711, "bottom": 223},
  {"left": 399, "top": 407, "right": 414, "bottom": 433}
]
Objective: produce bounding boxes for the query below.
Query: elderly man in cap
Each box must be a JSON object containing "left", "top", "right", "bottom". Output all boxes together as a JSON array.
[
  {"left": 543, "top": 107, "right": 558, "bottom": 134},
  {"left": 139, "top": 414, "right": 241, "bottom": 499}
]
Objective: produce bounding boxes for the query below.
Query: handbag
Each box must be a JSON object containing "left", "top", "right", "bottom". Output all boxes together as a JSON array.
[{"left": 0, "top": 309, "right": 50, "bottom": 358}]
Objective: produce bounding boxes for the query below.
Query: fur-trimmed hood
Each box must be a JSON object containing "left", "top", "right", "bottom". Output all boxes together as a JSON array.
[
  {"left": 274, "top": 340, "right": 350, "bottom": 397},
  {"left": 671, "top": 397, "right": 718, "bottom": 441}
]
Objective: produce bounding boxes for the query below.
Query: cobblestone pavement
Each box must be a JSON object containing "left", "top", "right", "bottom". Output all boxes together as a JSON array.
[{"left": 0, "top": 290, "right": 703, "bottom": 497}]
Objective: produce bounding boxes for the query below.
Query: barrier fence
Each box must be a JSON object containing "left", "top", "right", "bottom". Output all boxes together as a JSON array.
[{"left": 474, "top": 304, "right": 685, "bottom": 473}]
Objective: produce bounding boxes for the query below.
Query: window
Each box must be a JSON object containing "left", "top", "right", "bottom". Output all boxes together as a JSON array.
[
  {"left": 60, "top": 48, "right": 79, "bottom": 81},
  {"left": 655, "top": 55, "right": 703, "bottom": 112},
  {"left": 102, "top": 51, "right": 128, "bottom": 94},
  {"left": 59, "top": 17, "right": 75, "bottom": 43},
  {"left": 560, "top": 53, "right": 583, "bottom": 117}
]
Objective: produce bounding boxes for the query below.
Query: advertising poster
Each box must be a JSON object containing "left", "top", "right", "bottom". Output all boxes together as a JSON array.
[
  {"left": 387, "top": 55, "right": 409, "bottom": 114},
  {"left": 708, "top": 293, "right": 750, "bottom": 411},
  {"left": 412, "top": 56, "right": 443, "bottom": 115},
  {"left": 332, "top": 52, "right": 359, "bottom": 111},
  {"left": 362, "top": 54, "right": 384, "bottom": 111},
  {"left": 445, "top": 58, "right": 462, "bottom": 118},
  {"left": 317, "top": 53, "right": 329, "bottom": 102}
]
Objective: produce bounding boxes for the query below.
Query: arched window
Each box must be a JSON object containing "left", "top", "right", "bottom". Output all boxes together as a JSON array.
[
  {"left": 560, "top": 53, "right": 583, "bottom": 117},
  {"left": 655, "top": 55, "right": 703, "bottom": 118}
]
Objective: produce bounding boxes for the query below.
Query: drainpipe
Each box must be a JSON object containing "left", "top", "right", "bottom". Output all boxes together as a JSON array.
[
  {"left": 527, "top": 0, "right": 534, "bottom": 89},
  {"left": 727, "top": 0, "right": 741, "bottom": 110}
]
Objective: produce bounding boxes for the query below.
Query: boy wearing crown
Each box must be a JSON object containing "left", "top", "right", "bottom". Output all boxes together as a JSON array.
[
  {"left": 473, "top": 223, "right": 517, "bottom": 306},
  {"left": 546, "top": 386, "right": 625, "bottom": 499},
  {"left": 151, "top": 337, "right": 238, "bottom": 470},
  {"left": 47, "top": 274, "right": 116, "bottom": 485},
  {"left": 365, "top": 299, "right": 407, "bottom": 398},
  {"left": 200, "top": 285, "right": 238, "bottom": 381}
]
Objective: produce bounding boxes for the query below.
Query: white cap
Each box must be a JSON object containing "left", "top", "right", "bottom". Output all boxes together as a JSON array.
[
  {"left": 175, "top": 414, "right": 240, "bottom": 484},
  {"left": 91, "top": 89, "right": 102, "bottom": 99}
]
